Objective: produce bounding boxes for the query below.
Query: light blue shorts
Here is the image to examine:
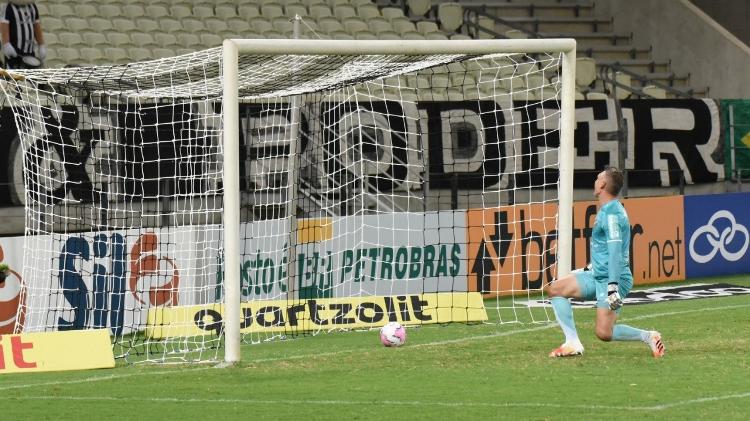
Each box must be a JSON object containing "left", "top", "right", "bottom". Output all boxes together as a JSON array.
[{"left": 574, "top": 269, "right": 633, "bottom": 312}]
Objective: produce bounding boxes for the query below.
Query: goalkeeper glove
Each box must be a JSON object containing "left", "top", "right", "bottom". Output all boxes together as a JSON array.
[
  {"left": 606, "top": 283, "right": 622, "bottom": 310},
  {"left": 38, "top": 44, "right": 47, "bottom": 60},
  {"left": 3, "top": 42, "right": 17, "bottom": 58}
]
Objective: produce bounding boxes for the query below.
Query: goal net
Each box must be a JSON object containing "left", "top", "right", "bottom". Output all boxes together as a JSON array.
[{"left": 0, "top": 39, "right": 575, "bottom": 363}]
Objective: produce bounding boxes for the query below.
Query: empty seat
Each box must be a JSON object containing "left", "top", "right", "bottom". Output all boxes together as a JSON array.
[
  {"left": 154, "top": 33, "right": 179, "bottom": 48},
  {"left": 334, "top": 5, "right": 356, "bottom": 20},
  {"left": 416, "top": 21, "right": 439, "bottom": 34},
  {"left": 408, "top": 0, "right": 432, "bottom": 17},
  {"left": 357, "top": 4, "right": 381, "bottom": 20},
  {"left": 377, "top": 31, "right": 402, "bottom": 40},
  {"left": 73, "top": 4, "right": 98, "bottom": 18},
  {"left": 131, "top": 33, "right": 156, "bottom": 48},
  {"left": 112, "top": 18, "right": 137, "bottom": 33},
  {"left": 425, "top": 32, "right": 449, "bottom": 40},
  {"left": 159, "top": 18, "right": 183, "bottom": 34},
  {"left": 586, "top": 92, "right": 609, "bottom": 100},
  {"left": 169, "top": 5, "right": 192, "bottom": 19},
  {"left": 205, "top": 19, "right": 230, "bottom": 33},
  {"left": 88, "top": 18, "right": 114, "bottom": 32},
  {"left": 309, "top": 5, "right": 332, "bottom": 20},
  {"left": 57, "top": 47, "right": 81, "bottom": 63},
  {"left": 344, "top": 18, "right": 369, "bottom": 34},
  {"left": 216, "top": 5, "right": 238, "bottom": 19},
  {"left": 177, "top": 33, "right": 201, "bottom": 48},
  {"left": 135, "top": 19, "right": 161, "bottom": 34},
  {"left": 106, "top": 33, "right": 131, "bottom": 48},
  {"left": 41, "top": 17, "right": 64, "bottom": 32},
  {"left": 525, "top": 75, "right": 547, "bottom": 90},
  {"left": 182, "top": 18, "right": 207, "bottom": 32},
  {"left": 128, "top": 47, "right": 152, "bottom": 62},
  {"left": 145, "top": 5, "right": 169, "bottom": 19},
  {"left": 193, "top": 5, "right": 214, "bottom": 19},
  {"left": 272, "top": 17, "right": 294, "bottom": 35},
  {"left": 238, "top": 5, "right": 261, "bottom": 20},
  {"left": 575, "top": 57, "right": 597, "bottom": 89},
  {"left": 58, "top": 32, "right": 84, "bottom": 47},
  {"left": 250, "top": 19, "right": 274, "bottom": 33},
  {"left": 122, "top": 5, "right": 145, "bottom": 19},
  {"left": 104, "top": 47, "right": 128, "bottom": 64},
  {"left": 381, "top": 7, "right": 405, "bottom": 21},
  {"left": 227, "top": 19, "right": 253, "bottom": 33},
  {"left": 392, "top": 18, "right": 417, "bottom": 34},
  {"left": 80, "top": 47, "right": 105, "bottom": 64},
  {"left": 505, "top": 29, "right": 528, "bottom": 39},
  {"left": 438, "top": 2, "right": 463, "bottom": 32},
  {"left": 285, "top": 3, "right": 308, "bottom": 17},
  {"left": 200, "top": 34, "right": 224, "bottom": 47},
  {"left": 261, "top": 4, "right": 284, "bottom": 19},
  {"left": 65, "top": 18, "right": 89, "bottom": 33},
  {"left": 613, "top": 72, "right": 632, "bottom": 100},
  {"left": 152, "top": 48, "right": 174, "bottom": 59},
  {"left": 354, "top": 31, "right": 378, "bottom": 40},
  {"left": 402, "top": 31, "right": 425, "bottom": 40},
  {"left": 642, "top": 85, "right": 667, "bottom": 99},
  {"left": 97, "top": 5, "right": 122, "bottom": 19},
  {"left": 368, "top": 18, "right": 393, "bottom": 34}
]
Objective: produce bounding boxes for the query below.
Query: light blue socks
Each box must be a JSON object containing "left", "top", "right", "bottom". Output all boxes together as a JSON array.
[
  {"left": 612, "top": 324, "right": 650, "bottom": 342},
  {"left": 551, "top": 297, "right": 579, "bottom": 343}
]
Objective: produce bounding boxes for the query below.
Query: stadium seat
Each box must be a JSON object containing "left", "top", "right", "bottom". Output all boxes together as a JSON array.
[
  {"left": 97, "top": 4, "right": 121, "bottom": 19},
  {"left": 251, "top": 19, "right": 275, "bottom": 34},
  {"left": 58, "top": 32, "right": 84, "bottom": 47},
  {"left": 450, "top": 33, "right": 472, "bottom": 40},
  {"left": 285, "top": 3, "right": 308, "bottom": 18},
  {"left": 159, "top": 18, "right": 183, "bottom": 34},
  {"left": 642, "top": 85, "right": 667, "bottom": 99},
  {"left": 177, "top": 33, "right": 201, "bottom": 48},
  {"left": 73, "top": 4, "right": 98, "bottom": 19},
  {"left": 216, "top": 5, "right": 239, "bottom": 19},
  {"left": 205, "top": 19, "right": 230, "bottom": 33},
  {"left": 65, "top": 18, "right": 89, "bottom": 33},
  {"left": 437, "top": 2, "right": 463, "bottom": 32},
  {"left": 575, "top": 57, "right": 597, "bottom": 89},
  {"left": 80, "top": 47, "right": 105, "bottom": 65},
  {"left": 309, "top": 5, "right": 333, "bottom": 20},
  {"left": 343, "top": 18, "right": 369, "bottom": 34},
  {"left": 391, "top": 18, "right": 417, "bottom": 35},
  {"left": 238, "top": 5, "right": 261, "bottom": 20},
  {"left": 182, "top": 18, "right": 207, "bottom": 33},
  {"left": 193, "top": 5, "right": 214, "bottom": 19},
  {"left": 477, "top": 16, "right": 495, "bottom": 39},
  {"left": 614, "top": 72, "right": 632, "bottom": 100},
  {"left": 368, "top": 18, "right": 393, "bottom": 35},
  {"left": 272, "top": 17, "right": 294, "bottom": 35},
  {"left": 334, "top": 5, "right": 357, "bottom": 21},
  {"left": 44, "top": 32, "right": 59, "bottom": 47},
  {"left": 416, "top": 21, "right": 439, "bottom": 35},
  {"left": 57, "top": 47, "right": 81, "bottom": 63},
  {"left": 41, "top": 17, "right": 64, "bottom": 32},
  {"left": 425, "top": 32, "right": 449, "bottom": 40},
  {"left": 200, "top": 34, "right": 224, "bottom": 47},
  {"left": 525, "top": 75, "right": 547, "bottom": 90},
  {"left": 152, "top": 48, "right": 175, "bottom": 59},
  {"left": 357, "top": 4, "right": 381, "bottom": 20},
  {"left": 402, "top": 31, "right": 426, "bottom": 40},
  {"left": 227, "top": 19, "right": 253, "bottom": 33},
  {"left": 329, "top": 0, "right": 353, "bottom": 7},
  {"left": 154, "top": 33, "right": 179, "bottom": 48},
  {"left": 381, "top": 7, "right": 406, "bottom": 21},
  {"left": 586, "top": 92, "right": 609, "bottom": 100},
  {"left": 407, "top": 0, "right": 432, "bottom": 18},
  {"left": 122, "top": 5, "right": 145, "bottom": 19},
  {"left": 505, "top": 29, "right": 528, "bottom": 39},
  {"left": 106, "top": 33, "right": 131, "bottom": 48},
  {"left": 354, "top": 31, "right": 379, "bottom": 40},
  {"left": 131, "top": 33, "right": 157, "bottom": 48},
  {"left": 49, "top": 4, "right": 75, "bottom": 18},
  {"left": 377, "top": 31, "right": 401, "bottom": 40},
  {"left": 136, "top": 19, "right": 161, "bottom": 34},
  {"left": 169, "top": 5, "right": 193, "bottom": 20},
  {"left": 88, "top": 18, "right": 114, "bottom": 32},
  {"left": 261, "top": 4, "right": 284, "bottom": 19},
  {"left": 318, "top": 18, "right": 344, "bottom": 34},
  {"left": 112, "top": 18, "right": 137, "bottom": 33},
  {"left": 145, "top": 5, "right": 170, "bottom": 19},
  {"left": 128, "top": 47, "right": 152, "bottom": 62}
]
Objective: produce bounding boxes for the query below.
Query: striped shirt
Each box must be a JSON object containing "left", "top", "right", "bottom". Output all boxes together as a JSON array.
[{"left": 0, "top": 2, "right": 39, "bottom": 55}]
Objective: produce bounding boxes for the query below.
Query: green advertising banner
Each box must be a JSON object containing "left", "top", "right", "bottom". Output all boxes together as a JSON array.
[{"left": 722, "top": 99, "right": 750, "bottom": 180}]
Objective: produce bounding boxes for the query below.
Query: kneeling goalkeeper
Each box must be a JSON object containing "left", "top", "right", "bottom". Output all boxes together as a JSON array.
[{"left": 546, "top": 167, "right": 665, "bottom": 358}]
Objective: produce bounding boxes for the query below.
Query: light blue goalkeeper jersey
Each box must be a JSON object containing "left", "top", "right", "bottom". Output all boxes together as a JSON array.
[{"left": 591, "top": 199, "right": 633, "bottom": 287}]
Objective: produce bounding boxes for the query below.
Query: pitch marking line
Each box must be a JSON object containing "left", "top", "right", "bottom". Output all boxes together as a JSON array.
[
  {"left": 1, "top": 392, "right": 749, "bottom": 411},
  {"left": 4, "top": 302, "right": 749, "bottom": 391}
]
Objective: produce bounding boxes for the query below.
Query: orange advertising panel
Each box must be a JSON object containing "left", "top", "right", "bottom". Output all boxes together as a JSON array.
[{"left": 467, "top": 196, "right": 685, "bottom": 296}]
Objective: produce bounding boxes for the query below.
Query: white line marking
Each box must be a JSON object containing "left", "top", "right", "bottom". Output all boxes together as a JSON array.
[{"left": 1, "top": 392, "right": 749, "bottom": 411}]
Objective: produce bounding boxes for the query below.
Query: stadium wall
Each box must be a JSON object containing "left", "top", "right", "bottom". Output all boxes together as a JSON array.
[{"left": 594, "top": 0, "right": 750, "bottom": 98}]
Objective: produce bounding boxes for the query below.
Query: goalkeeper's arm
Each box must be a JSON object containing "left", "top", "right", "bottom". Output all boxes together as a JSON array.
[{"left": 606, "top": 241, "right": 623, "bottom": 310}]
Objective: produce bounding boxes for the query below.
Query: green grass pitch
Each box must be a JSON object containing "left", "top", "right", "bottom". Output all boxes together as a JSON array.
[{"left": 3, "top": 275, "right": 749, "bottom": 420}]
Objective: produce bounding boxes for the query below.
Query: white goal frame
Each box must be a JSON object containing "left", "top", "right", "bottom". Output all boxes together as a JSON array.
[{"left": 221, "top": 39, "right": 577, "bottom": 364}]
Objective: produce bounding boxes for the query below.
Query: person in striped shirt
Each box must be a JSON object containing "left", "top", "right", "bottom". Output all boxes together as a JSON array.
[{"left": 0, "top": 1, "right": 45, "bottom": 69}]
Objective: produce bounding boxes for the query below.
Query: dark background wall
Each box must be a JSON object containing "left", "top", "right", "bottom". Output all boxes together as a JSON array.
[{"left": 691, "top": 0, "right": 750, "bottom": 46}]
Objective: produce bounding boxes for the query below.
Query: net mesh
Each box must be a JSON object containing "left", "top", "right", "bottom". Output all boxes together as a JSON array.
[{"left": 1, "top": 45, "right": 565, "bottom": 362}]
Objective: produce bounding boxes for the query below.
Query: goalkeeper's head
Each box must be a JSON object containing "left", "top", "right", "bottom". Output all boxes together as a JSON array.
[{"left": 0, "top": 263, "right": 9, "bottom": 285}]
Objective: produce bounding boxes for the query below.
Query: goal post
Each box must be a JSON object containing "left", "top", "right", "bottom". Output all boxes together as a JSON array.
[
  {"left": 0, "top": 37, "right": 576, "bottom": 365},
  {"left": 221, "top": 39, "right": 577, "bottom": 364}
]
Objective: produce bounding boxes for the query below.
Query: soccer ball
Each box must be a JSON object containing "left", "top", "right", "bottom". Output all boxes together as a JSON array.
[{"left": 379, "top": 322, "right": 407, "bottom": 347}]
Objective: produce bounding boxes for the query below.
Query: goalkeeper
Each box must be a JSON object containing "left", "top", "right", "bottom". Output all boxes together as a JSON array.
[
  {"left": 0, "top": 262, "right": 8, "bottom": 286},
  {"left": 546, "top": 167, "right": 665, "bottom": 358}
]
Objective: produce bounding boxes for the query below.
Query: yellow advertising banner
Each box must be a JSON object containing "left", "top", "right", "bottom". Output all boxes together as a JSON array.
[
  {"left": 147, "top": 293, "right": 487, "bottom": 338},
  {"left": 0, "top": 329, "right": 114, "bottom": 374},
  {"left": 467, "top": 196, "right": 685, "bottom": 296}
]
